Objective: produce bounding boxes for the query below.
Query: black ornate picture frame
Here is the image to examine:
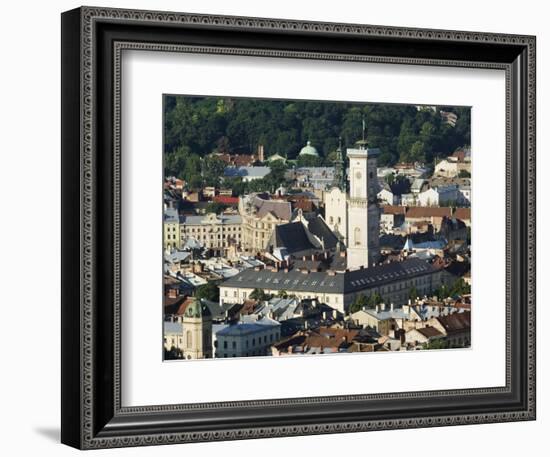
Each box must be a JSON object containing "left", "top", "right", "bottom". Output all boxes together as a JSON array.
[{"left": 61, "top": 6, "right": 536, "bottom": 449}]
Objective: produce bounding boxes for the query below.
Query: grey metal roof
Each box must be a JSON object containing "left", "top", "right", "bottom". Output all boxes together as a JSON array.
[
  {"left": 164, "top": 322, "right": 182, "bottom": 335},
  {"left": 216, "top": 320, "right": 280, "bottom": 337},
  {"left": 164, "top": 207, "right": 179, "bottom": 223},
  {"left": 224, "top": 166, "right": 271, "bottom": 178},
  {"left": 268, "top": 222, "right": 316, "bottom": 254},
  {"left": 306, "top": 216, "right": 339, "bottom": 249},
  {"left": 252, "top": 196, "right": 292, "bottom": 221},
  {"left": 221, "top": 258, "right": 439, "bottom": 295},
  {"left": 181, "top": 214, "right": 242, "bottom": 225}
]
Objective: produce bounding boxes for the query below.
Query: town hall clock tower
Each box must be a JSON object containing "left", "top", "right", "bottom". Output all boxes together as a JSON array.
[{"left": 346, "top": 139, "right": 381, "bottom": 269}]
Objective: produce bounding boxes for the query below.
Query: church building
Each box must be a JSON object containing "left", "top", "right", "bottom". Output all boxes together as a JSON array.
[{"left": 324, "top": 137, "right": 381, "bottom": 270}]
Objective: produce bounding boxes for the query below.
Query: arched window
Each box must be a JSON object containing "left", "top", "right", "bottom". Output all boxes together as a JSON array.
[{"left": 354, "top": 227, "right": 361, "bottom": 246}]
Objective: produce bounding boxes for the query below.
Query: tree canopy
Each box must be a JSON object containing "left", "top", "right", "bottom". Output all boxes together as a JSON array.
[{"left": 164, "top": 96, "right": 471, "bottom": 182}]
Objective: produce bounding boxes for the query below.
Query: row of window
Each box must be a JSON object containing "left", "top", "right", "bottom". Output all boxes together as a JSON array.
[
  {"left": 182, "top": 226, "right": 241, "bottom": 234},
  {"left": 217, "top": 333, "right": 276, "bottom": 350}
]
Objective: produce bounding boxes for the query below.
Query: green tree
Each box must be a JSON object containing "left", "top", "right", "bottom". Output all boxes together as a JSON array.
[
  {"left": 367, "top": 292, "right": 384, "bottom": 308},
  {"left": 249, "top": 288, "right": 270, "bottom": 302},
  {"left": 297, "top": 154, "right": 322, "bottom": 167},
  {"left": 205, "top": 202, "right": 227, "bottom": 214},
  {"left": 195, "top": 282, "right": 219, "bottom": 302},
  {"left": 423, "top": 339, "right": 449, "bottom": 350},
  {"left": 349, "top": 294, "right": 368, "bottom": 313},
  {"left": 202, "top": 157, "right": 226, "bottom": 187},
  {"left": 409, "top": 286, "right": 418, "bottom": 301},
  {"left": 449, "top": 278, "right": 471, "bottom": 296}
]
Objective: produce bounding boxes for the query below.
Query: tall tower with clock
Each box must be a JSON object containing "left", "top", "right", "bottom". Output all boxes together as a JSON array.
[{"left": 346, "top": 139, "right": 381, "bottom": 269}]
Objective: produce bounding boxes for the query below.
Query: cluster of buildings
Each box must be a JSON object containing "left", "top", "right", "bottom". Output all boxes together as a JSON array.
[{"left": 163, "top": 136, "right": 472, "bottom": 360}]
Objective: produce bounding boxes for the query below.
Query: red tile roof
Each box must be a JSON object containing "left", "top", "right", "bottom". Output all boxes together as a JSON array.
[
  {"left": 406, "top": 206, "right": 452, "bottom": 219},
  {"left": 213, "top": 195, "right": 239, "bottom": 205},
  {"left": 416, "top": 327, "right": 444, "bottom": 338},
  {"left": 436, "top": 311, "right": 471, "bottom": 334},
  {"left": 454, "top": 208, "right": 471, "bottom": 221},
  {"left": 383, "top": 205, "right": 406, "bottom": 215}
]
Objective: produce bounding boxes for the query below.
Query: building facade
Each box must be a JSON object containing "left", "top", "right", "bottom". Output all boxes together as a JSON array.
[
  {"left": 238, "top": 195, "right": 292, "bottom": 253},
  {"left": 163, "top": 207, "right": 180, "bottom": 250},
  {"left": 324, "top": 187, "right": 348, "bottom": 243},
  {"left": 215, "top": 318, "right": 281, "bottom": 358},
  {"left": 179, "top": 213, "right": 242, "bottom": 256},
  {"left": 347, "top": 144, "right": 381, "bottom": 269},
  {"left": 181, "top": 299, "right": 213, "bottom": 359},
  {"left": 219, "top": 258, "right": 450, "bottom": 313}
]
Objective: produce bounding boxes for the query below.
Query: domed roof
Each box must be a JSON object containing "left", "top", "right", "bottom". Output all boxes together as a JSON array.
[
  {"left": 298, "top": 140, "right": 319, "bottom": 157},
  {"left": 184, "top": 298, "right": 212, "bottom": 319}
]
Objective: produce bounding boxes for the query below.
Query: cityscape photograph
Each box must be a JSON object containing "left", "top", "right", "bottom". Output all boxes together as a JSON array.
[{"left": 162, "top": 95, "right": 472, "bottom": 361}]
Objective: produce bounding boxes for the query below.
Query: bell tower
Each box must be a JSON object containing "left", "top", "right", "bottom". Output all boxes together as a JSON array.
[{"left": 346, "top": 136, "right": 381, "bottom": 269}]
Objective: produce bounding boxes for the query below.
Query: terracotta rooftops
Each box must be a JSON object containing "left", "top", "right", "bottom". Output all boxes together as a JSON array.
[
  {"left": 436, "top": 311, "right": 471, "bottom": 333},
  {"left": 416, "top": 327, "right": 444, "bottom": 338},
  {"left": 406, "top": 206, "right": 452, "bottom": 219},
  {"left": 383, "top": 205, "right": 406, "bottom": 215},
  {"left": 454, "top": 208, "right": 471, "bottom": 221}
]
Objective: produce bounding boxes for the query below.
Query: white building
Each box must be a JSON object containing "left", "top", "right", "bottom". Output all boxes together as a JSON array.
[
  {"left": 215, "top": 318, "right": 281, "bottom": 358},
  {"left": 179, "top": 212, "right": 242, "bottom": 256},
  {"left": 324, "top": 186, "right": 348, "bottom": 243},
  {"left": 417, "top": 185, "right": 458, "bottom": 207},
  {"left": 458, "top": 184, "right": 471, "bottom": 205},
  {"left": 323, "top": 138, "right": 382, "bottom": 270},
  {"left": 434, "top": 155, "right": 471, "bottom": 178},
  {"left": 347, "top": 143, "right": 381, "bottom": 269},
  {"left": 400, "top": 193, "right": 416, "bottom": 206},
  {"left": 378, "top": 185, "right": 398, "bottom": 205}
]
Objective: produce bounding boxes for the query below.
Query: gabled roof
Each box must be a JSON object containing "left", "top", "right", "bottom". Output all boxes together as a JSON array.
[
  {"left": 269, "top": 222, "right": 317, "bottom": 254},
  {"left": 436, "top": 311, "right": 471, "bottom": 333},
  {"left": 253, "top": 196, "right": 292, "bottom": 221},
  {"left": 415, "top": 327, "right": 444, "bottom": 338},
  {"left": 306, "top": 216, "right": 339, "bottom": 249}
]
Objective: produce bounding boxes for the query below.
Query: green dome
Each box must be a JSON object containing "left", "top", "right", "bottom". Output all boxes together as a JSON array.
[
  {"left": 184, "top": 298, "right": 211, "bottom": 319},
  {"left": 298, "top": 141, "right": 319, "bottom": 157}
]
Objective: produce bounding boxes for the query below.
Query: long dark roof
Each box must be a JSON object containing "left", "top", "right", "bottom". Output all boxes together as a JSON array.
[
  {"left": 269, "top": 222, "right": 316, "bottom": 254},
  {"left": 221, "top": 258, "right": 440, "bottom": 295},
  {"left": 306, "top": 217, "right": 339, "bottom": 249}
]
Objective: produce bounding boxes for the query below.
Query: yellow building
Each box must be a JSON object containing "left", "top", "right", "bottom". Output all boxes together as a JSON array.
[
  {"left": 163, "top": 207, "right": 180, "bottom": 250},
  {"left": 238, "top": 195, "right": 292, "bottom": 253}
]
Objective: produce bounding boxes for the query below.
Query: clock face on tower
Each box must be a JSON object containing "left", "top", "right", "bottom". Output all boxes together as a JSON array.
[{"left": 355, "top": 171, "right": 362, "bottom": 180}]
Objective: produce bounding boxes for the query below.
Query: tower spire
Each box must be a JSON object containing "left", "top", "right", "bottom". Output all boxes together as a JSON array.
[{"left": 332, "top": 137, "right": 346, "bottom": 191}]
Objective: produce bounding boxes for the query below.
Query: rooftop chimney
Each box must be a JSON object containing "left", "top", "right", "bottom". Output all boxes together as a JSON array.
[{"left": 375, "top": 305, "right": 380, "bottom": 313}]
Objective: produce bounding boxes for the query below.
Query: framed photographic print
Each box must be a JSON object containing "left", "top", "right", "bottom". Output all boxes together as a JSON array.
[{"left": 61, "top": 6, "right": 536, "bottom": 449}]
